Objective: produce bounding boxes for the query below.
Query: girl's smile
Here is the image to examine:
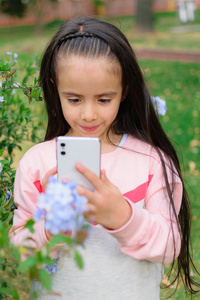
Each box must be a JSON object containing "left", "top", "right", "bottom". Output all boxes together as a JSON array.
[
  {"left": 79, "top": 125, "right": 100, "bottom": 133},
  {"left": 56, "top": 55, "right": 123, "bottom": 150}
]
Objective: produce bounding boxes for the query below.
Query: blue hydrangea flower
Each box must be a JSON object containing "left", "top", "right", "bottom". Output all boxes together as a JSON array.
[
  {"left": 151, "top": 96, "right": 167, "bottom": 116},
  {"left": 34, "top": 208, "right": 45, "bottom": 221},
  {"left": 0, "top": 96, "right": 4, "bottom": 102},
  {"left": 34, "top": 177, "right": 88, "bottom": 235}
]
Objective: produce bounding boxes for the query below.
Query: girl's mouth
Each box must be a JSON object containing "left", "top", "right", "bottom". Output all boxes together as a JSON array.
[{"left": 80, "top": 125, "right": 99, "bottom": 132}]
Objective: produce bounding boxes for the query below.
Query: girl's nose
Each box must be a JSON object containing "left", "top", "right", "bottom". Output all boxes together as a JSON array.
[{"left": 81, "top": 105, "right": 97, "bottom": 121}]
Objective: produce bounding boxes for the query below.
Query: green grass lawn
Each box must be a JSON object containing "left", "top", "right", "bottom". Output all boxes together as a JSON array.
[
  {"left": 139, "top": 60, "right": 200, "bottom": 299},
  {"left": 0, "top": 10, "right": 200, "bottom": 58},
  {"left": 0, "top": 11, "right": 200, "bottom": 299}
]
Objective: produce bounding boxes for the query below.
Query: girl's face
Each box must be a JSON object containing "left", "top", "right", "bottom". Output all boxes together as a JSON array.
[{"left": 56, "top": 55, "right": 123, "bottom": 145}]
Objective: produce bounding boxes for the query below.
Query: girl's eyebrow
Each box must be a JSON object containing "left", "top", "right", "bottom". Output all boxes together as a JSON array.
[
  {"left": 62, "top": 91, "right": 117, "bottom": 97},
  {"left": 62, "top": 92, "right": 81, "bottom": 97}
]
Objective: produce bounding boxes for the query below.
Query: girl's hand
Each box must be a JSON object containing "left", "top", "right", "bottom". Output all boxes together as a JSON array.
[{"left": 75, "top": 163, "right": 132, "bottom": 230}]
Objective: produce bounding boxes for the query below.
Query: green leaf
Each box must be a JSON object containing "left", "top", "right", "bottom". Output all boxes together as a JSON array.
[
  {"left": 43, "top": 257, "right": 55, "bottom": 266},
  {"left": 38, "top": 269, "right": 52, "bottom": 291},
  {"left": 74, "top": 250, "right": 84, "bottom": 269},
  {"left": 1, "top": 212, "right": 10, "bottom": 222},
  {"left": 19, "top": 103, "right": 25, "bottom": 114},
  {"left": 22, "top": 75, "right": 29, "bottom": 85},
  {"left": 0, "top": 149, "right": 4, "bottom": 156},
  {"left": 11, "top": 248, "right": 21, "bottom": 263},
  {"left": 11, "top": 288, "right": 19, "bottom": 299},
  {"left": 0, "top": 224, "right": 9, "bottom": 246},
  {"left": 31, "top": 88, "right": 40, "bottom": 100},
  {"left": 11, "top": 268, "right": 18, "bottom": 276},
  {"left": 17, "top": 256, "right": 37, "bottom": 272},
  {"left": 48, "top": 234, "right": 73, "bottom": 248},
  {"left": 0, "top": 287, "right": 10, "bottom": 295},
  {"left": 24, "top": 219, "right": 35, "bottom": 233}
]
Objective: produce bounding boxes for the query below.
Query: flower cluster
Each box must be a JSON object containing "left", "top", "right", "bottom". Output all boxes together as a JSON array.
[
  {"left": 34, "top": 177, "right": 88, "bottom": 235},
  {"left": 44, "top": 251, "right": 62, "bottom": 274},
  {"left": 0, "top": 89, "right": 4, "bottom": 108},
  {"left": 7, "top": 51, "right": 18, "bottom": 64},
  {"left": 0, "top": 52, "right": 20, "bottom": 107},
  {"left": 5, "top": 190, "right": 12, "bottom": 203},
  {"left": 151, "top": 96, "right": 167, "bottom": 116}
]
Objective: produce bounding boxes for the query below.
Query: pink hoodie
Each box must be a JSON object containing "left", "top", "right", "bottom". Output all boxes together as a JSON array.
[{"left": 10, "top": 135, "right": 182, "bottom": 264}]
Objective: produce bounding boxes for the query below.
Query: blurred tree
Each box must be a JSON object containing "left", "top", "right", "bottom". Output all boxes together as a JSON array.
[
  {"left": 92, "top": 0, "right": 105, "bottom": 15},
  {"left": 0, "top": 0, "right": 59, "bottom": 33},
  {"left": 0, "top": 0, "right": 26, "bottom": 17},
  {"left": 136, "top": 0, "right": 154, "bottom": 32}
]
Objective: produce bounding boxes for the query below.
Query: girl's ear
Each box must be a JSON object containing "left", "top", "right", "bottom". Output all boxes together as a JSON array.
[{"left": 121, "top": 85, "right": 128, "bottom": 102}]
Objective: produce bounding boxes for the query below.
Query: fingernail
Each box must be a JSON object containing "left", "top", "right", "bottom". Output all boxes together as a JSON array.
[{"left": 76, "top": 163, "right": 82, "bottom": 170}]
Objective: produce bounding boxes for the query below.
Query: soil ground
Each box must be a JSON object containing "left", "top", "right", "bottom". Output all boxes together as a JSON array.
[{"left": 135, "top": 49, "right": 200, "bottom": 62}]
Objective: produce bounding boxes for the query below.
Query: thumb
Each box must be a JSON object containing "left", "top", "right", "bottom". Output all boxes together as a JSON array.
[
  {"left": 100, "top": 169, "right": 112, "bottom": 186},
  {"left": 42, "top": 167, "right": 57, "bottom": 190}
]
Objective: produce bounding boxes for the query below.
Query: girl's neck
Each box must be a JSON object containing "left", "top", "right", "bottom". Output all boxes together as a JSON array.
[{"left": 101, "top": 133, "right": 123, "bottom": 154}]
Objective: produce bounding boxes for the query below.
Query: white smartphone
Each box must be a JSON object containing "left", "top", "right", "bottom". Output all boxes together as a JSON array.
[{"left": 56, "top": 136, "right": 101, "bottom": 191}]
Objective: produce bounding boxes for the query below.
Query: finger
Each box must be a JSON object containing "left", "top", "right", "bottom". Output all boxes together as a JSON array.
[
  {"left": 76, "top": 184, "right": 94, "bottom": 203},
  {"left": 75, "top": 163, "right": 103, "bottom": 190},
  {"left": 42, "top": 167, "right": 57, "bottom": 190},
  {"left": 84, "top": 203, "right": 96, "bottom": 222},
  {"left": 100, "top": 169, "right": 113, "bottom": 187},
  {"left": 62, "top": 178, "right": 70, "bottom": 183}
]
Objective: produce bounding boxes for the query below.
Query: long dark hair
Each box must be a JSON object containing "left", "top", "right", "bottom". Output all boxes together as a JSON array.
[{"left": 40, "top": 17, "right": 200, "bottom": 294}]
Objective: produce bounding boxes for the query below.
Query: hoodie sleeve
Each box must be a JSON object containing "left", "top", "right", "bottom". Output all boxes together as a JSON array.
[
  {"left": 105, "top": 159, "right": 182, "bottom": 265},
  {"left": 9, "top": 160, "right": 49, "bottom": 249}
]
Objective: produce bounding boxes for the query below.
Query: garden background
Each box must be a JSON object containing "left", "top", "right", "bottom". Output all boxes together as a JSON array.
[{"left": 0, "top": 9, "right": 200, "bottom": 299}]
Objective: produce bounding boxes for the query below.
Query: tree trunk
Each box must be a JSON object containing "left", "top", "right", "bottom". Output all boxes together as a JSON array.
[
  {"left": 136, "top": 0, "right": 154, "bottom": 32},
  {"left": 35, "top": 0, "right": 44, "bottom": 35}
]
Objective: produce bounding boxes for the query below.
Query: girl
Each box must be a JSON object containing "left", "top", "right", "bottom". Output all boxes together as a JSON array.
[{"left": 10, "top": 17, "right": 199, "bottom": 299}]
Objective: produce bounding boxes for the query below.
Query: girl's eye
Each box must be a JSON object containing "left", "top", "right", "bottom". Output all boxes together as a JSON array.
[
  {"left": 99, "top": 99, "right": 111, "bottom": 103},
  {"left": 68, "top": 98, "right": 80, "bottom": 103}
]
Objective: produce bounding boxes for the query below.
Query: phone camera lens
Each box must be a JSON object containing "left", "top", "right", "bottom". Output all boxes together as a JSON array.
[
  {"left": 61, "top": 143, "right": 65, "bottom": 147},
  {"left": 61, "top": 151, "right": 66, "bottom": 155}
]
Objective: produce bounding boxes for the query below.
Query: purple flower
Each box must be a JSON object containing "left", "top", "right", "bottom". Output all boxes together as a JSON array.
[
  {"left": 13, "top": 83, "right": 20, "bottom": 88},
  {"left": 34, "top": 177, "right": 88, "bottom": 235},
  {"left": 0, "top": 96, "right": 4, "bottom": 102},
  {"left": 44, "top": 263, "right": 58, "bottom": 274},
  {"left": 6, "top": 52, "right": 18, "bottom": 63},
  {"left": 151, "top": 96, "right": 167, "bottom": 116},
  {"left": 44, "top": 251, "right": 62, "bottom": 274},
  {"left": 5, "top": 190, "right": 12, "bottom": 203}
]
